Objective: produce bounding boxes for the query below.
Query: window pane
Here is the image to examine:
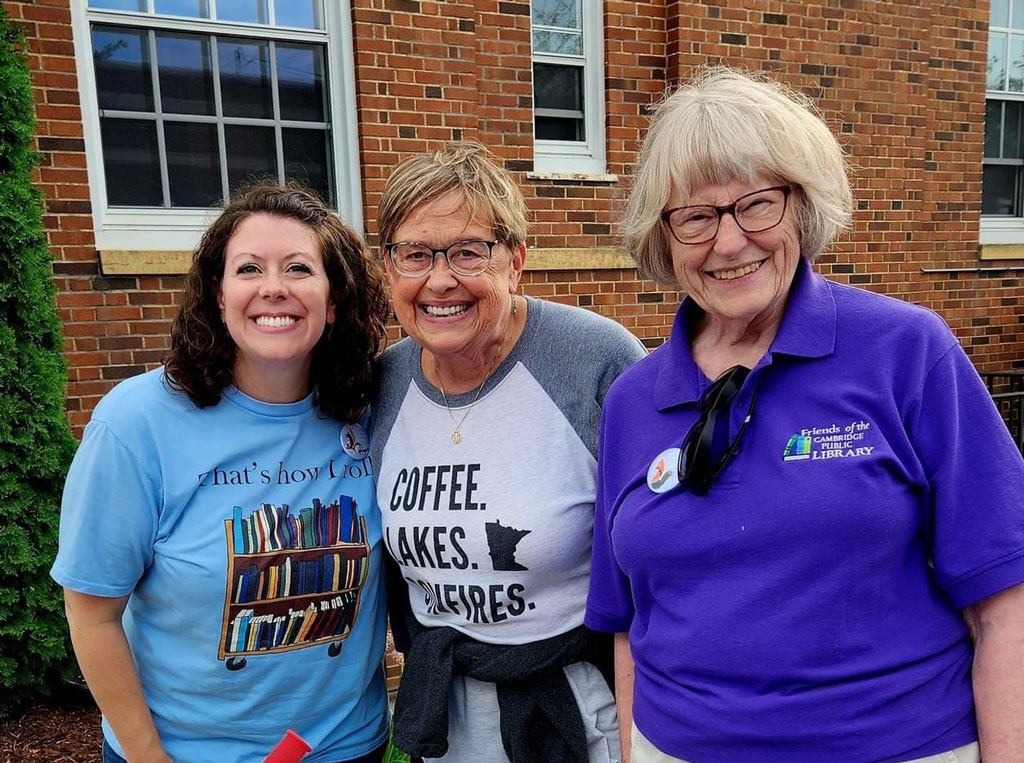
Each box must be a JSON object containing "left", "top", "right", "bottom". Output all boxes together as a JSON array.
[
  {"left": 1012, "top": 36, "right": 1024, "bottom": 92},
  {"left": 93, "top": 26, "right": 154, "bottom": 112},
  {"left": 89, "top": 0, "right": 144, "bottom": 10},
  {"left": 156, "top": 32, "right": 215, "bottom": 115},
  {"left": 1014, "top": 0, "right": 1024, "bottom": 28},
  {"left": 536, "top": 115, "right": 584, "bottom": 141},
  {"left": 153, "top": 0, "right": 210, "bottom": 18},
  {"left": 1006, "top": 101, "right": 1023, "bottom": 158},
  {"left": 283, "top": 128, "right": 332, "bottom": 205},
  {"left": 100, "top": 118, "right": 162, "bottom": 206},
  {"left": 982, "top": 164, "right": 1019, "bottom": 215},
  {"left": 219, "top": 38, "right": 273, "bottom": 118},
  {"left": 534, "top": 62, "right": 583, "bottom": 110},
  {"left": 275, "top": 0, "right": 322, "bottom": 29},
  {"left": 225, "top": 125, "right": 277, "bottom": 196},
  {"left": 994, "top": 0, "right": 1011, "bottom": 26},
  {"left": 217, "top": 0, "right": 269, "bottom": 23},
  {"left": 990, "top": 32, "right": 1008, "bottom": 90},
  {"left": 276, "top": 43, "right": 326, "bottom": 122},
  {"left": 531, "top": 0, "right": 580, "bottom": 29},
  {"left": 533, "top": 29, "right": 582, "bottom": 55},
  {"left": 165, "top": 121, "right": 222, "bottom": 206},
  {"left": 986, "top": 100, "right": 1003, "bottom": 158}
]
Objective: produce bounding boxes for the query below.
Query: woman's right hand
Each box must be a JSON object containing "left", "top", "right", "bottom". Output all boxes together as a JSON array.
[{"left": 63, "top": 590, "right": 171, "bottom": 763}]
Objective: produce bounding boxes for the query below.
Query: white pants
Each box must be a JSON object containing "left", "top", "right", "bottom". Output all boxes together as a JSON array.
[{"left": 630, "top": 725, "right": 981, "bottom": 763}]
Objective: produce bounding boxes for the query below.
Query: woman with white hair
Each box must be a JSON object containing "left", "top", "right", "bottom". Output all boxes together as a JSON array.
[{"left": 586, "top": 67, "right": 1024, "bottom": 763}]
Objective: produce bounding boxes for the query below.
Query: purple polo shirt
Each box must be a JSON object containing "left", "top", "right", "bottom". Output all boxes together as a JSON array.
[{"left": 586, "top": 259, "right": 1024, "bottom": 762}]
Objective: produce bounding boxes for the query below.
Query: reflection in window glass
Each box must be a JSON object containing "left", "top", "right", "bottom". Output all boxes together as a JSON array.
[
  {"left": 275, "top": 0, "right": 322, "bottom": 30},
  {"left": 156, "top": 33, "right": 215, "bottom": 115},
  {"left": 1011, "top": 36, "right": 1024, "bottom": 92},
  {"left": 93, "top": 26, "right": 154, "bottom": 112},
  {"left": 283, "top": 128, "right": 331, "bottom": 204},
  {"left": 165, "top": 122, "right": 222, "bottom": 206},
  {"left": 982, "top": 164, "right": 1018, "bottom": 215},
  {"left": 986, "top": 100, "right": 1003, "bottom": 158},
  {"left": 993, "top": 0, "right": 1010, "bottom": 27},
  {"left": 276, "top": 44, "right": 326, "bottom": 122},
  {"left": 219, "top": 39, "right": 273, "bottom": 118},
  {"left": 153, "top": 0, "right": 210, "bottom": 18},
  {"left": 100, "top": 118, "right": 163, "bottom": 206},
  {"left": 533, "top": 29, "right": 582, "bottom": 55},
  {"left": 534, "top": 63, "right": 582, "bottom": 111},
  {"left": 226, "top": 125, "right": 278, "bottom": 196},
  {"left": 1005, "top": 101, "right": 1023, "bottom": 158},
  {"left": 89, "top": 0, "right": 144, "bottom": 10},
  {"left": 531, "top": 0, "right": 580, "bottom": 29},
  {"left": 990, "top": 32, "right": 1008, "bottom": 91},
  {"left": 217, "top": 0, "right": 268, "bottom": 24},
  {"left": 1013, "top": 0, "right": 1024, "bottom": 27}
]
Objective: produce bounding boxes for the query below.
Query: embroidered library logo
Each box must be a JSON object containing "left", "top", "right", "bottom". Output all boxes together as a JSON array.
[
  {"left": 782, "top": 420, "right": 876, "bottom": 463},
  {"left": 218, "top": 495, "right": 370, "bottom": 671}
]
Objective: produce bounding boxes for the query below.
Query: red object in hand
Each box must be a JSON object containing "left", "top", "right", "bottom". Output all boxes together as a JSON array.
[{"left": 262, "top": 730, "right": 312, "bottom": 763}]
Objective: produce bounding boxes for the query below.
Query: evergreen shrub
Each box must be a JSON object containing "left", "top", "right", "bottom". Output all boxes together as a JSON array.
[{"left": 0, "top": 5, "right": 79, "bottom": 718}]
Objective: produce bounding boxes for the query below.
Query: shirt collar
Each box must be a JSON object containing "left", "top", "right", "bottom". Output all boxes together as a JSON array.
[{"left": 653, "top": 257, "right": 836, "bottom": 410}]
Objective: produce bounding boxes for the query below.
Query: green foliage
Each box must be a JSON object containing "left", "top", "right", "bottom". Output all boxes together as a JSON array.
[{"left": 0, "top": 6, "right": 79, "bottom": 718}]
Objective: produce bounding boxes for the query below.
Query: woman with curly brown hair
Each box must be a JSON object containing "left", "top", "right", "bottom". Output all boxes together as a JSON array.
[{"left": 53, "top": 184, "right": 392, "bottom": 763}]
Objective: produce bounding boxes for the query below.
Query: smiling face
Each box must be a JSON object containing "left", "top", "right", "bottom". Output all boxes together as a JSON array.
[
  {"left": 666, "top": 176, "right": 802, "bottom": 336},
  {"left": 218, "top": 212, "right": 334, "bottom": 401},
  {"left": 384, "top": 189, "right": 524, "bottom": 371}
]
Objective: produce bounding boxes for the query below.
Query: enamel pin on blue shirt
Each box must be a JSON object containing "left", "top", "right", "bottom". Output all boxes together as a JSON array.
[{"left": 340, "top": 422, "right": 369, "bottom": 460}]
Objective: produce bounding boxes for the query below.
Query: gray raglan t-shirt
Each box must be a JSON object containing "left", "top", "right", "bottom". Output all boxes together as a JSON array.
[{"left": 372, "top": 297, "right": 645, "bottom": 763}]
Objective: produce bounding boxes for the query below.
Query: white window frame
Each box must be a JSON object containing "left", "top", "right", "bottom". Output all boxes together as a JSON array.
[
  {"left": 70, "top": 0, "right": 363, "bottom": 251},
  {"left": 531, "top": 0, "right": 605, "bottom": 174},
  {"left": 982, "top": 8, "right": 1024, "bottom": 244}
]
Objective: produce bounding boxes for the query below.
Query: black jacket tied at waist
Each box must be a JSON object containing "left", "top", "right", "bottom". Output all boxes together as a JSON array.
[{"left": 391, "top": 620, "right": 613, "bottom": 763}]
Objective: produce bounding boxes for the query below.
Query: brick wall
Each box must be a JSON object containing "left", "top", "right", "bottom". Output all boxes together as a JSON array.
[{"left": 8, "top": 0, "right": 1021, "bottom": 437}]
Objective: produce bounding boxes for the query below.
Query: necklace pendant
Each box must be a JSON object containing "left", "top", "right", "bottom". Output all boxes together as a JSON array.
[{"left": 451, "top": 430, "right": 463, "bottom": 444}]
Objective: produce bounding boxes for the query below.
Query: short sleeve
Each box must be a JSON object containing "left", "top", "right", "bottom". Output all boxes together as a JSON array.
[
  {"left": 908, "top": 343, "right": 1024, "bottom": 609},
  {"left": 51, "top": 419, "right": 161, "bottom": 597},
  {"left": 585, "top": 401, "right": 637, "bottom": 633}
]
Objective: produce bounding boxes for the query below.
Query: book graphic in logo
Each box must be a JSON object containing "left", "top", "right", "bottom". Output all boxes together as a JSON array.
[
  {"left": 218, "top": 495, "right": 369, "bottom": 671},
  {"left": 782, "top": 433, "right": 812, "bottom": 461}
]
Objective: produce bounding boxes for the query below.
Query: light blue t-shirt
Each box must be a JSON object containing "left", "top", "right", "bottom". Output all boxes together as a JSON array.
[{"left": 52, "top": 368, "right": 388, "bottom": 763}]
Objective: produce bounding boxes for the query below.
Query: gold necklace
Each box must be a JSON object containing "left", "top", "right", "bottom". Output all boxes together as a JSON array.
[{"left": 434, "top": 322, "right": 512, "bottom": 445}]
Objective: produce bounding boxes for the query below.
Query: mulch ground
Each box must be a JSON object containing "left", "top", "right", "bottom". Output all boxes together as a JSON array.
[{"left": 0, "top": 700, "right": 102, "bottom": 763}]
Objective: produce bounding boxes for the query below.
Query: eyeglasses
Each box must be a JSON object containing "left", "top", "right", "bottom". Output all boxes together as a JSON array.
[
  {"left": 384, "top": 239, "right": 499, "bottom": 277},
  {"left": 678, "top": 365, "right": 759, "bottom": 495},
  {"left": 661, "top": 185, "right": 792, "bottom": 245}
]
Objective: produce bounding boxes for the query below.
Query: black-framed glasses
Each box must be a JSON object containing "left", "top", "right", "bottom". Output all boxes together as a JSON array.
[
  {"left": 661, "top": 185, "right": 792, "bottom": 245},
  {"left": 384, "top": 239, "right": 499, "bottom": 277},
  {"left": 678, "top": 365, "right": 759, "bottom": 495}
]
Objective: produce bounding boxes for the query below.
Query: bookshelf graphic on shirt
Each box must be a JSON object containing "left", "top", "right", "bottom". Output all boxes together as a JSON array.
[{"left": 218, "top": 495, "right": 369, "bottom": 671}]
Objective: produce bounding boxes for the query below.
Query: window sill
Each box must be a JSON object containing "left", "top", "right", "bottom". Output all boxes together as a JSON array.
[
  {"left": 979, "top": 244, "right": 1024, "bottom": 260},
  {"left": 100, "top": 250, "right": 192, "bottom": 275},
  {"left": 526, "top": 247, "right": 633, "bottom": 270},
  {"left": 525, "top": 171, "right": 618, "bottom": 184}
]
